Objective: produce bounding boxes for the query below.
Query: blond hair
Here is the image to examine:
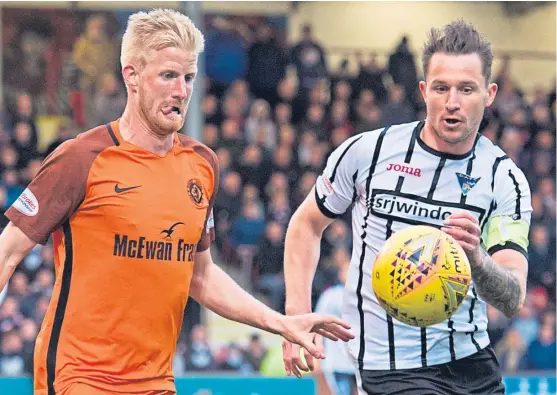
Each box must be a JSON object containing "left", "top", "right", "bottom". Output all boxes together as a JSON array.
[{"left": 120, "top": 8, "right": 205, "bottom": 69}]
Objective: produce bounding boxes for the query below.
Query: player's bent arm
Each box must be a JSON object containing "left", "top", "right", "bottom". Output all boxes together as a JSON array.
[
  {"left": 471, "top": 248, "right": 527, "bottom": 318},
  {"left": 0, "top": 222, "right": 38, "bottom": 293},
  {"left": 284, "top": 188, "right": 334, "bottom": 315},
  {"left": 190, "top": 248, "right": 287, "bottom": 335}
]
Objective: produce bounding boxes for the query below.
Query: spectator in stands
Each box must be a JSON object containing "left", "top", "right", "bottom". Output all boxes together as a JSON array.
[
  {"left": 520, "top": 323, "right": 556, "bottom": 371},
  {"left": 0, "top": 330, "right": 25, "bottom": 376},
  {"left": 202, "top": 94, "right": 222, "bottom": 126},
  {"left": 226, "top": 80, "right": 253, "bottom": 119},
  {"left": 186, "top": 324, "right": 214, "bottom": 372},
  {"left": 217, "top": 342, "right": 252, "bottom": 373},
  {"left": 244, "top": 333, "right": 267, "bottom": 372},
  {"left": 291, "top": 24, "right": 328, "bottom": 95},
  {"left": 205, "top": 17, "right": 248, "bottom": 97},
  {"left": 247, "top": 24, "right": 288, "bottom": 108},
  {"left": 237, "top": 144, "right": 269, "bottom": 191},
  {"left": 510, "top": 297, "right": 540, "bottom": 348},
  {"left": 388, "top": 36, "right": 418, "bottom": 105},
  {"left": 0, "top": 297, "right": 24, "bottom": 333},
  {"left": 277, "top": 77, "right": 307, "bottom": 124},
  {"left": 72, "top": 15, "right": 117, "bottom": 98},
  {"left": 254, "top": 221, "right": 286, "bottom": 312},
  {"left": 228, "top": 200, "right": 265, "bottom": 252},
  {"left": 354, "top": 52, "right": 388, "bottom": 103},
  {"left": 20, "top": 318, "right": 38, "bottom": 374},
  {"left": 327, "top": 100, "right": 353, "bottom": 139},
  {"left": 245, "top": 99, "right": 277, "bottom": 151},
  {"left": 12, "top": 122, "right": 38, "bottom": 171},
  {"left": 267, "top": 193, "right": 292, "bottom": 226},
  {"left": 354, "top": 89, "right": 383, "bottom": 133},
  {"left": 495, "top": 328, "right": 526, "bottom": 373},
  {"left": 93, "top": 72, "right": 127, "bottom": 125},
  {"left": 381, "top": 84, "right": 415, "bottom": 126},
  {"left": 528, "top": 225, "right": 555, "bottom": 289}
]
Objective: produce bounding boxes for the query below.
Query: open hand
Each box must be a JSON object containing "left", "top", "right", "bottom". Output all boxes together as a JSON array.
[{"left": 280, "top": 313, "right": 353, "bottom": 378}]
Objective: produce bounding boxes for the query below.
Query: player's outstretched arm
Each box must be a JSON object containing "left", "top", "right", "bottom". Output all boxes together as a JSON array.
[
  {"left": 442, "top": 211, "right": 527, "bottom": 318},
  {"left": 283, "top": 189, "right": 336, "bottom": 377},
  {"left": 0, "top": 222, "right": 38, "bottom": 294},
  {"left": 284, "top": 188, "right": 334, "bottom": 316},
  {"left": 190, "top": 248, "right": 353, "bottom": 359}
]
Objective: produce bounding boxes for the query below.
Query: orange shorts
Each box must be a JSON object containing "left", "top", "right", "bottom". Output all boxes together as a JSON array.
[{"left": 58, "top": 383, "right": 175, "bottom": 395}]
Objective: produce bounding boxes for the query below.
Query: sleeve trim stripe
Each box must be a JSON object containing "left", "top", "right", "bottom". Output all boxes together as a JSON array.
[
  {"left": 490, "top": 155, "right": 508, "bottom": 190},
  {"left": 507, "top": 169, "right": 522, "bottom": 220},
  {"left": 488, "top": 241, "right": 528, "bottom": 259},
  {"left": 314, "top": 188, "right": 342, "bottom": 219},
  {"left": 330, "top": 135, "right": 363, "bottom": 182}
]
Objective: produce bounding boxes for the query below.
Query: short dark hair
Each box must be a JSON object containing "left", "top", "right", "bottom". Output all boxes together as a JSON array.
[{"left": 422, "top": 19, "right": 494, "bottom": 84}]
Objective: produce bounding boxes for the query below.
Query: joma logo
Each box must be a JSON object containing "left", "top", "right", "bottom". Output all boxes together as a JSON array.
[{"left": 386, "top": 163, "right": 421, "bottom": 177}]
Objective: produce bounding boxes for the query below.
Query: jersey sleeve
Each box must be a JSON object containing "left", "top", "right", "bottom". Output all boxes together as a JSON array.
[
  {"left": 482, "top": 160, "right": 532, "bottom": 257},
  {"left": 5, "top": 139, "right": 91, "bottom": 245},
  {"left": 314, "top": 134, "right": 363, "bottom": 218},
  {"left": 195, "top": 146, "right": 219, "bottom": 252}
]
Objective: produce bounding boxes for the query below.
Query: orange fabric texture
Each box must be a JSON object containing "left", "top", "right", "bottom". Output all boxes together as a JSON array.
[{"left": 6, "top": 120, "right": 218, "bottom": 394}]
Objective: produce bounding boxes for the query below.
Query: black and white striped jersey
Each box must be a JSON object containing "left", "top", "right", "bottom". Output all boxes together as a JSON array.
[{"left": 314, "top": 121, "right": 532, "bottom": 370}]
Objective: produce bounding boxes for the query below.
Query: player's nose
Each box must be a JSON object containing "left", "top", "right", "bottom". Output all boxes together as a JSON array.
[
  {"left": 445, "top": 88, "right": 461, "bottom": 111},
  {"left": 172, "top": 77, "right": 188, "bottom": 101}
]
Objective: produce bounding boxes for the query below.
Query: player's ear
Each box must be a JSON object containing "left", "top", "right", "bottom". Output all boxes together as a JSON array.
[
  {"left": 485, "top": 82, "right": 498, "bottom": 107},
  {"left": 122, "top": 65, "right": 139, "bottom": 92},
  {"left": 419, "top": 81, "right": 427, "bottom": 101}
]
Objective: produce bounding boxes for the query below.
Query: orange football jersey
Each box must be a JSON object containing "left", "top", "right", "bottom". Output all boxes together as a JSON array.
[{"left": 6, "top": 120, "right": 218, "bottom": 394}]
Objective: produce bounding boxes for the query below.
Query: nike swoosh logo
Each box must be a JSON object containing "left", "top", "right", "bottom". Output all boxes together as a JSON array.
[{"left": 115, "top": 184, "right": 141, "bottom": 193}]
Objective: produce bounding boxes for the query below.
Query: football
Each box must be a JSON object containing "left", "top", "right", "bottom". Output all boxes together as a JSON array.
[{"left": 372, "top": 225, "right": 471, "bottom": 327}]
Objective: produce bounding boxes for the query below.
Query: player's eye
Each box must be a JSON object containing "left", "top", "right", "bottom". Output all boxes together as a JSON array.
[
  {"left": 161, "top": 72, "right": 176, "bottom": 79},
  {"left": 185, "top": 74, "right": 196, "bottom": 83},
  {"left": 434, "top": 86, "right": 448, "bottom": 93},
  {"left": 461, "top": 86, "right": 474, "bottom": 94}
]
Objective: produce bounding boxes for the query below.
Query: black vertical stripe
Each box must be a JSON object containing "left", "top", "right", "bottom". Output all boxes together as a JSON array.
[
  {"left": 468, "top": 287, "right": 482, "bottom": 351},
  {"left": 420, "top": 327, "right": 428, "bottom": 367},
  {"left": 351, "top": 171, "right": 359, "bottom": 205},
  {"left": 427, "top": 158, "right": 446, "bottom": 199},
  {"left": 508, "top": 170, "right": 522, "bottom": 220},
  {"left": 424, "top": 157, "right": 449, "bottom": 361},
  {"left": 481, "top": 155, "right": 508, "bottom": 233},
  {"left": 459, "top": 151, "right": 481, "bottom": 352},
  {"left": 47, "top": 222, "right": 74, "bottom": 395},
  {"left": 382, "top": 124, "right": 420, "bottom": 369},
  {"left": 408, "top": 124, "right": 428, "bottom": 367},
  {"left": 106, "top": 123, "right": 120, "bottom": 146},
  {"left": 448, "top": 320, "right": 456, "bottom": 360},
  {"left": 330, "top": 135, "right": 363, "bottom": 182},
  {"left": 404, "top": 123, "right": 420, "bottom": 163},
  {"left": 356, "top": 127, "right": 389, "bottom": 370}
]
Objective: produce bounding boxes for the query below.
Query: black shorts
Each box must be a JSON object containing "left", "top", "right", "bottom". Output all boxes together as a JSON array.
[{"left": 358, "top": 345, "right": 506, "bottom": 395}]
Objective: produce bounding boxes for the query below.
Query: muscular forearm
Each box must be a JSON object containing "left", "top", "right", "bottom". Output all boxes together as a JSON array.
[
  {"left": 471, "top": 249, "right": 526, "bottom": 318},
  {"left": 0, "top": 223, "right": 35, "bottom": 293},
  {"left": 189, "top": 261, "right": 285, "bottom": 335},
  {"left": 284, "top": 214, "right": 323, "bottom": 315},
  {"left": 0, "top": 258, "right": 17, "bottom": 296}
]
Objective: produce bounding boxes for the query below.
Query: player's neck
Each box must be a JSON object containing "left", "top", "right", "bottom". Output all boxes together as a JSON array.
[
  {"left": 420, "top": 122, "right": 477, "bottom": 157},
  {"left": 119, "top": 108, "right": 174, "bottom": 156}
]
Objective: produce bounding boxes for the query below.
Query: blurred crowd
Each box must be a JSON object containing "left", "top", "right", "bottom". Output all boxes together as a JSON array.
[{"left": 0, "top": 11, "right": 555, "bottom": 377}]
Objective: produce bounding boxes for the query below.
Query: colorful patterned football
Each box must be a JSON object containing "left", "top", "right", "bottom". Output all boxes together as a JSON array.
[{"left": 372, "top": 225, "right": 471, "bottom": 327}]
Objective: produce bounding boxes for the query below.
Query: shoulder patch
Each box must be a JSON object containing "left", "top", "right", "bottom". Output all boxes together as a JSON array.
[{"left": 13, "top": 188, "right": 39, "bottom": 216}]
